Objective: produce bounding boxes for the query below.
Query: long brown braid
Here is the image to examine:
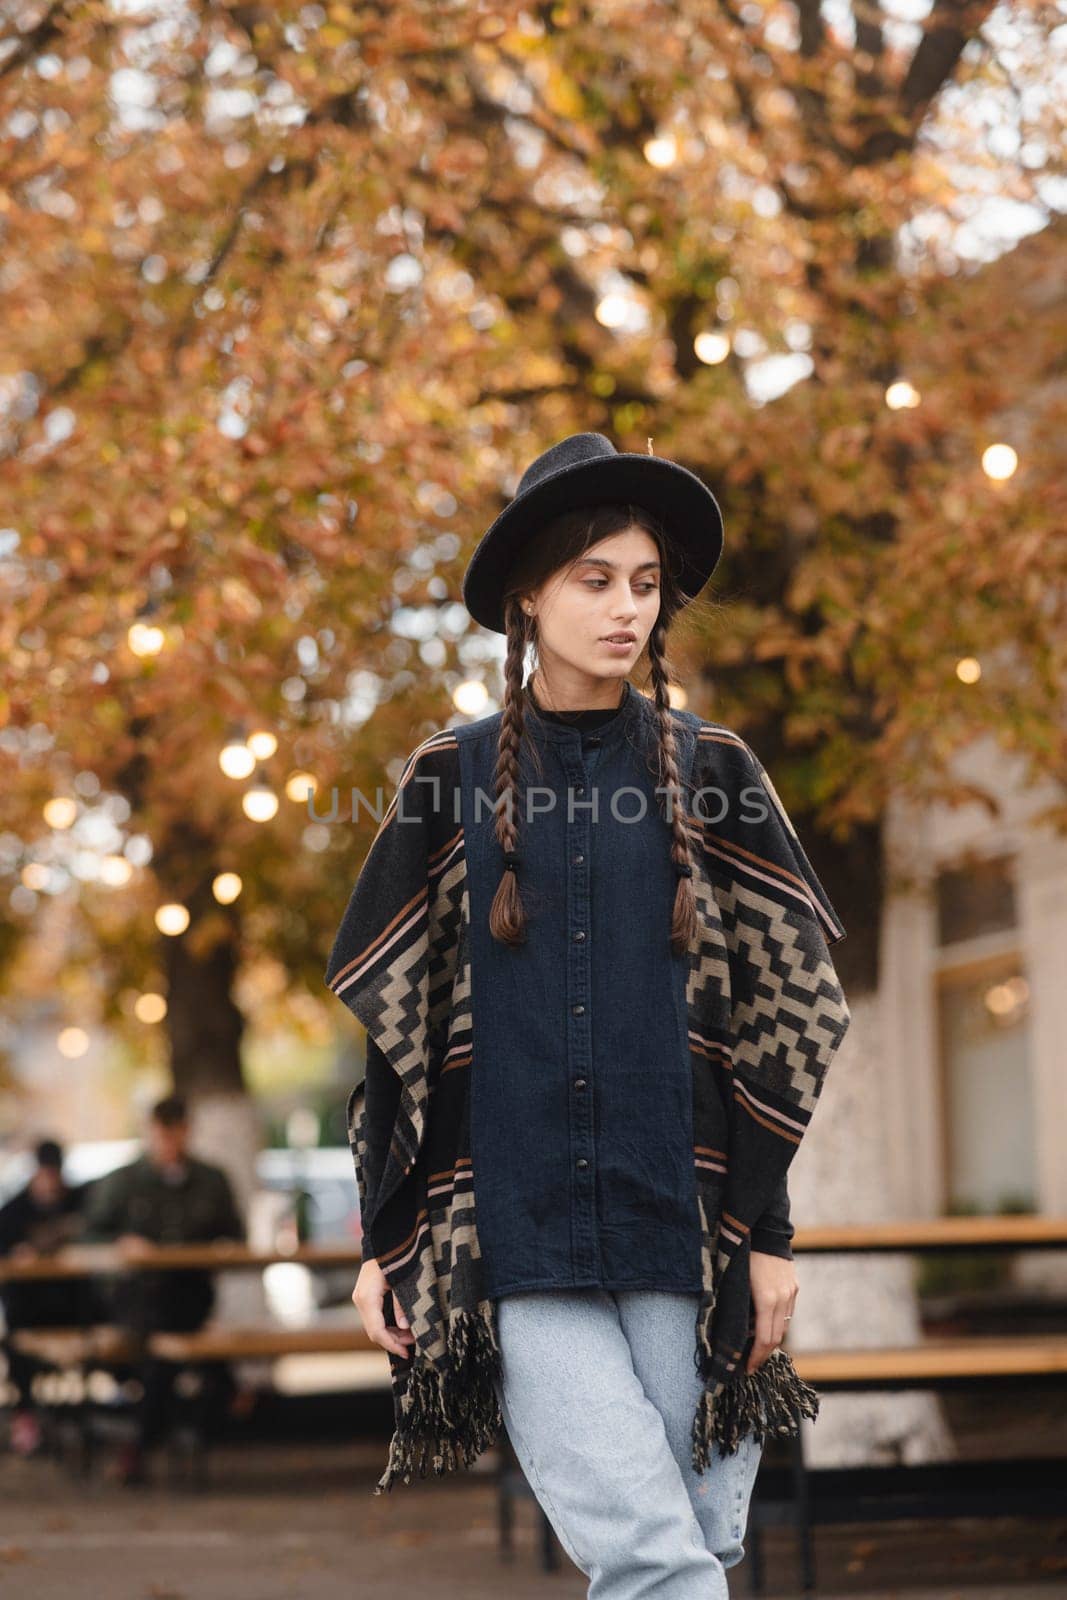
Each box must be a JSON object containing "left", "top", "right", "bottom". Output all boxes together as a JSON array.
[
  {"left": 487, "top": 502, "right": 701, "bottom": 954},
  {"left": 646, "top": 616, "right": 699, "bottom": 955},
  {"left": 488, "top": 594, "right": 542, "bottom": 945}
]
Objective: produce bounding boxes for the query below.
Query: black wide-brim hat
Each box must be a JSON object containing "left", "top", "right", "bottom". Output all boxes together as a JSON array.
[{"left": 462, "top": 431, "right": 725, "bottom": 634}]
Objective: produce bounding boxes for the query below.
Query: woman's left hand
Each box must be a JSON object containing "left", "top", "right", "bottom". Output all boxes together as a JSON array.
[{"left": 745, "top": 1251, "right": 799, "bottom": 1374}]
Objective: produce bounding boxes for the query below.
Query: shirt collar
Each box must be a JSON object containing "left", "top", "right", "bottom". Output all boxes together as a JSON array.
[{"left": 522, "top": 677, "right": 646, "bottom": 747}]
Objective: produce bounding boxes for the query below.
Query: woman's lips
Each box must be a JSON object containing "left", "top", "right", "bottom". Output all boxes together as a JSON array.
[{"left": 600, "top": 636, "right": 636, "bottom": 651}]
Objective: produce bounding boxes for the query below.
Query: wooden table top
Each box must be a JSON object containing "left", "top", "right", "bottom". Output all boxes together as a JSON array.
[
  {"left": 791, "top": 1215, "right": 1067, "bottom": 1252},
  {"left": 149, "top": 1324, "right": 379, "bottom": 1360},
  {"left": 2, "top": 1213, "right": 1066, "bottom": 1282},
  {"left": 794, "top": 1333, "right": 1067, "bottom": 1383},
  {"left": 0, "top": 1240, "right": 366, "bottom": 1282}
]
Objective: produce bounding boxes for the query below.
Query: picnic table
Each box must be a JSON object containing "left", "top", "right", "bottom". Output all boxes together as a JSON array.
[
  {"left": 0, "top": 1239, "right": 377, "bottom": 1483},
  {"left": 742, "top": 1214, "right": 1067, "bottom": 1596},
  {"left": 0, "top": 1240, "right": 366, "bottom": 1281}
]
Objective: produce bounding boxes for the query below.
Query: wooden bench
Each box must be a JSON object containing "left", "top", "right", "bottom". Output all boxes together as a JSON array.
[
  {"left": 147, "top": 1324, "right": 376, "bottom": 1362},
  {"left": 143, "top": 1322, "right": 382, "bottom": 1485},
  {"left": 3, "top": 1321, "right": 383, "bottom": 1482},
  {"left": 10, "top": 1324, "right": 136, "bottom": 1368},
  {"left": 3, "top": 1325, "right": 140, "bottom": 1471},
  {"left": 747, "top": 1333, "right": 1067, "bottom": 1596}
]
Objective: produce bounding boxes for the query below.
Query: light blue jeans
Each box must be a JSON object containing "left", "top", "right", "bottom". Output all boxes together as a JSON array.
[{"left": 492, "top": 1288, "right": 764, "bottom": 1599}]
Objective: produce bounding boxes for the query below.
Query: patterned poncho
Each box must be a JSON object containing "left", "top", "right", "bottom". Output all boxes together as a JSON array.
[{"left": 325, "top": 693, "right": 850, "bottom": 1495}]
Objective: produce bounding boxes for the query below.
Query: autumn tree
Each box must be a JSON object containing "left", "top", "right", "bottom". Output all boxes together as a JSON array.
[{"left": 1, "top": 1, "right": 1063, "bottom": 1158}]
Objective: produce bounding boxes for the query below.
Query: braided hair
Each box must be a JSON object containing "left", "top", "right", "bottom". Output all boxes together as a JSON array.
[{"left": 488, "top": 504, "right": 699, "bottom": 955}]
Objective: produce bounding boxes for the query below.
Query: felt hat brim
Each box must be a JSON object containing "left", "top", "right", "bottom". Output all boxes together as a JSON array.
[{"left": 462, "top": 451, "right": 724, "bottom": 634}]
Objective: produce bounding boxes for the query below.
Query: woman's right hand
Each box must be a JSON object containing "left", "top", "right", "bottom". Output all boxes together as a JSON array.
[{"left": 352, "top": 1256, "right": 416, "bottom": 1358}]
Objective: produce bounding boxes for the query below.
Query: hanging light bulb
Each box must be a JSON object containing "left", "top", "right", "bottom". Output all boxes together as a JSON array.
[
  {"left": 285, "top": 772, "right": 317, "bottom": 803},
  {"left": 155, "top": 902, "right": 190, "bottom": 936},
  {"left": 43, "top": 796, "right": 78, "bottom": 829},
  {"left": 694, "top": 331, "right": 730, "bottom": 365},
  {"left": 134, "top": 992, "right": 168, "bottom": 1024},
  {"left": 453, "top": 680, "right": 489, "bottom": 716},
  {"left": 128, "top": 598, "right": 166, "bottom": 657},
  {"left": 219, "top": 723, "right": 256, "bottom": 780},
  {"left": 128, "top": 621, "right": 166, "bottom": 657},
  {"left": 885, "top": 379, "right": 921, "bottom": 410},
  {"left": 99, "top": 854, "right": 134, "bottom": 886},
  {"left": 243, "top": 770, "right": 279, "bottom": 822},
  {"left": 643, "top": 133, "right": 678, "bottom": 168},
  {"left": 248, "top": 729, "right": 277, "bottom": 759},
  {"left": 982, "top": 443, "right": 1018, "bottom": 481}
]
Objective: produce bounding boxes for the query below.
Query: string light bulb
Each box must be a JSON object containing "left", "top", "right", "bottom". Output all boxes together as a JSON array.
[
  {"left": 128, "top": 621, "right": 165, "bottom": 657},
  {"left": 243, "top": 772, "right": 279, "bottom": 822},
  {"left": 219, "top": 735, "right": 255, "bottom": 780},
  {"left": 285, "top": 772, "right": 317, "bottom": 803},
  {"left": 155, "top": 903, "right": 190, "bottom": 936},
  {"left": 43, "top": 797, "right": 77, "bottom": 830}
]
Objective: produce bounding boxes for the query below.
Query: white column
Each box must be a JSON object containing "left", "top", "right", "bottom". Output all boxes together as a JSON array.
[
  {"left": 1013, "top": 830, "right": 1067, "bottom": 1294},
  {"left": 790, "top": 990, "right": 955, "bottom": 1467}
]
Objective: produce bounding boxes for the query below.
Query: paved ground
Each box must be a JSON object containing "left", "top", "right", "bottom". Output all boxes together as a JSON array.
[{"left": 2, "top": 1434, "right": 1066, "bottom": 1600}]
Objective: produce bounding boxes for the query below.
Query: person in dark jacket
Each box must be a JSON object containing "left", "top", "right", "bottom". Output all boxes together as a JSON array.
[
  {"left": 0, "top": 1138, "right": 93, "bottom": 1456},
  {"left": 79, "top": 1093, "right": 245, "bottom": 1484}
]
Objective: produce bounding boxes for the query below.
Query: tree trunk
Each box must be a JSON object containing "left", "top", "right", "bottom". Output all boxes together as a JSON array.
[
  {"left": 153, "top": 819, "right": 262, "bottom": 1216},
  {"left": 163, "top": 922, "right": 244, "bottom": 1101},
  {"left": 154, "top": 820, "right": 269, "bottom": 1322}
]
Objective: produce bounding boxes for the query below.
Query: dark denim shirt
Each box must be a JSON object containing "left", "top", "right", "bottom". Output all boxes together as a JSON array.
[{"left": 451, "top": 679, "right": 793, "bottom": 1302}]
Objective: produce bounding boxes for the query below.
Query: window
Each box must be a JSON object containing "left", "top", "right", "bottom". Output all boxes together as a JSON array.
[
  {"left": 936, "top": 853, "right": 1017, "bottom": 946},
  {"left": 934, "top": 854, "right": 1036, "bottom": 1214}
]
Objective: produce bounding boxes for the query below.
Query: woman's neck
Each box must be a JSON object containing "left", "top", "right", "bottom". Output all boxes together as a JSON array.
[{"left": 526, "top": 673, "right": 627, "bottom": 714}]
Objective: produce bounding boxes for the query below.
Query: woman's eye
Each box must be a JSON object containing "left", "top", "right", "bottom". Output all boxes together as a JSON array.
[{"left": 583, "top": 580, "right": 659, "bottom": 593}]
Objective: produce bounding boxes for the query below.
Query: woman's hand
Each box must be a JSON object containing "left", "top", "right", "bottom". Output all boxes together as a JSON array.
[
  {"left": 745, "top": 1250, "right": 799, "bottom": 1374},
  {"left": 352, "top": 1256, "right": 416, "bottom": 1359}
]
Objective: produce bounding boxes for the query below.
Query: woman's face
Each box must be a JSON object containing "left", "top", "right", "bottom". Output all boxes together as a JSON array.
[{"left": 525, "top": 525, "right": 662, "bottom": 692}]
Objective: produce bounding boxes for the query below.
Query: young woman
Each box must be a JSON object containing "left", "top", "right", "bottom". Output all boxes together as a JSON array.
[{"left": 327, "top": 432, "right": 850, "bottom": 1598}]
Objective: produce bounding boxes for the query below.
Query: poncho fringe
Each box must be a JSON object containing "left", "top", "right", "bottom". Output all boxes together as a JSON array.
[
  {"left": 374, "top": 1306, "right": 504, "bottom": 1494},
  {"left": 374, "top": 1316, "right": 821, "bottom": 1495}
]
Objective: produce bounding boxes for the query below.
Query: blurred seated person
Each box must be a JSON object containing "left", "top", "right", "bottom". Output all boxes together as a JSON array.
[
  {"left": 79, "top": 1093, "right": 245, "bottom": 1484},
  {"left": 0, "top": 1137, "right": 94, "bottom": 1456}
]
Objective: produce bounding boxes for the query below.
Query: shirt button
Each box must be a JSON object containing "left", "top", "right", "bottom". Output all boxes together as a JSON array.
[
  {"left": 572, "top": 1003, "right": 585, "bottom": 1016},
  {"left": 573, "top": 930, "right": 586, "bottom": 942},
  {"left": 575, "top": 784, "right": 585, "bottom": 795},
  {"left": 573, "top": 1077, "right": 587, "bottom": 1091},
  {"left": 576, "top": 1158, "right": 589, "bottom": 1171},
  {"left": 587, "top": 736, "right": 602, "bottom": 745},
  {"left": 573, "top": 853, "right": 584, "bottom": 865}
]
